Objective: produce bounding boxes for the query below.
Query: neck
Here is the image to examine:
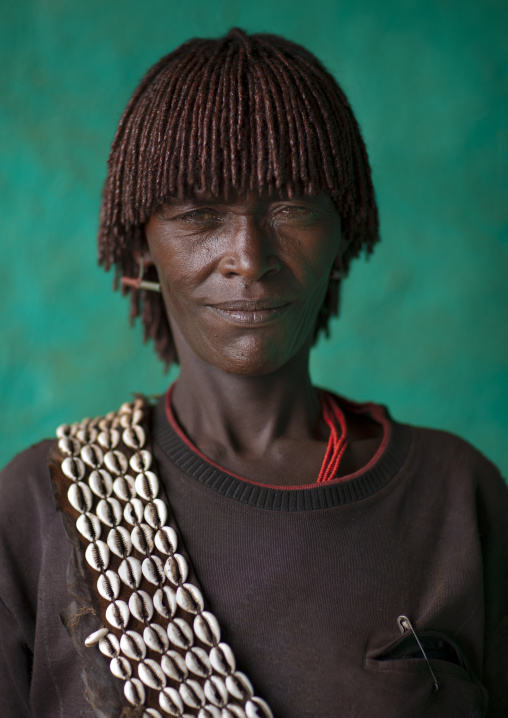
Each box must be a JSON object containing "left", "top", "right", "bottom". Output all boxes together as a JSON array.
[{"left": 171, "top": 348, "right": 324, "bottom": 460}]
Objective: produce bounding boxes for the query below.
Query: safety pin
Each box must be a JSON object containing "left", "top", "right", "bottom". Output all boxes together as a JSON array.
[{"left": 397, "top": 615, "right": 439, "bottom": 692}]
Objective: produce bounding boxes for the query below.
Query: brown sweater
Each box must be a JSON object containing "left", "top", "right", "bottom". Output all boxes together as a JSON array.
[{"left": 0, "top": 394, "right": 507, "bottom": 717}]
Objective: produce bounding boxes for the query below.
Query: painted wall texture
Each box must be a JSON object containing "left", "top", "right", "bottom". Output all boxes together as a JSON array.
[{"left": 1, "top": 0, "right": 507, "bottom": 475}]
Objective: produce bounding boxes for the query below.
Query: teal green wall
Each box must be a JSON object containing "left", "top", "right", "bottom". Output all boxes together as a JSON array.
[{"left": 1, "top": 0, "right": 507, "bottom": 475}]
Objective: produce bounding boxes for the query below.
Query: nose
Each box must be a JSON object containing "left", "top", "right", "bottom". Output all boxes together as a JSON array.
[{"left": 218, "top": 216, "right": 281, "bottom": 281}]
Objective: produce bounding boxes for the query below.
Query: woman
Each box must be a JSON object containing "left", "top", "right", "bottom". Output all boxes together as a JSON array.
[{"left": 1, "top": 28, "right": 507, "bottom": 718}]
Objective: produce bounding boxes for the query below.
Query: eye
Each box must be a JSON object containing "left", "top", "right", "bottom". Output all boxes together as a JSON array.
[
  {"left": 177, "top": 209, "right": 222, "bottom": 224},
  {"left": 279, "top": 205, "right": 309, "bottom": 215},
  {"left": 272, "top": 205, "right": 318, "bottom": 225}
]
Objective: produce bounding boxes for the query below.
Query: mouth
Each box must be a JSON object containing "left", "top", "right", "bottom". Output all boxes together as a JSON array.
[{"left": 206, "top": 299, "right": 290, "bottom": 325}]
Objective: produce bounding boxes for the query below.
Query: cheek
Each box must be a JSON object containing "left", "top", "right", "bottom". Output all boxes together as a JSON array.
[
  {"left": 288, "top": 233, "right": 340, "bottom": 292},
  {"left": 150, "top": 245, "right": 206, "bottom": 307}
]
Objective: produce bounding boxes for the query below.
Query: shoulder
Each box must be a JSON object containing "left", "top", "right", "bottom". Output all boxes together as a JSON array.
[
  {"left": 397, "top": 422, "right": 508, "bottom": 544},
  {"left": 0, "top": 439, "right": 57, "bottom": 518},
  {"left": 340, "top": 392, "right": 505, "bottom": 490},
  {"left": 404, "top": 423, "right": 505, "bottom": 489}
]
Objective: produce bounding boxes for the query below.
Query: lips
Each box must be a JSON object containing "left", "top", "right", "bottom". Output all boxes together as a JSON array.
[{"left": 206, "top": 298, "right": 290, "bottom": 325}]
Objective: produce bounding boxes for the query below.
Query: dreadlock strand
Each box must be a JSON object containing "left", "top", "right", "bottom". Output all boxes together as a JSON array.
[
  {"left": 173, "top": 58, "right": 212, "bottom": 197},
  {"left": 199, "top": 57, "right": 224, "bottom": 195},
  {"left": 263, "top": 55, "right": 307, "bottom": 193},
  {"left": 210, "top": 54, "right": 229, "bottom": 197},
  {"left": 251, "top": 54, "right": 279, "bottom": 187},
  {"left": 236, "top": 45, "right": 249, "bottom": 191},
  {"left": 186, "top": 57, "right": 212, "bottom": 190},
  {"left": 220, "top": 43, "right": 237, "bottom": 195}
]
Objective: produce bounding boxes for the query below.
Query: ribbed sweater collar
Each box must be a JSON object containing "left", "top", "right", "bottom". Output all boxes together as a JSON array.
[{"left": 153, "top": 392, "right": 411, "bottom": 511}]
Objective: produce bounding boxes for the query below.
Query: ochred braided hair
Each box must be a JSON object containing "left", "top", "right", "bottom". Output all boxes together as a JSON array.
[{"left": 98, "top": 28, "right": 380, "bottom": 366}]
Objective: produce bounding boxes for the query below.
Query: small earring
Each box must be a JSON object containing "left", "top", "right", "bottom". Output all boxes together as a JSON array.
[
  {"left": 330, "top": 268, "right": 346, "bottom": 281},
  {"left": 121, "top": 257, "right": 161, "bottom": 293}
]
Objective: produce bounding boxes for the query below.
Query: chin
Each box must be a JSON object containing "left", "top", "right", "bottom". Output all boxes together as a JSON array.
[{"left": 203, "top": 335, "right": 302, "bottom": 377}]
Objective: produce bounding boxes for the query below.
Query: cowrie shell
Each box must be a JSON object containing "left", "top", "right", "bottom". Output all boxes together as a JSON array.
[
  {"left": 81, "top": 444, "right": 104, "bottom": 468},
  {"left": 62, "top": 456, "right": 85, "bottom": 481},
  {"left": 56, "top": 423, "right": 72, "bottom": 438},
  {"left": 142, "top": 555, "right": 165, "bottom": 586},
  {"left": 97, "top": 569, "right": 121, "bottom": 601},
  {"left": 194, "top": 612, "right": 220, "bottom": 646},
  {"left": 138, "top": 659, "right": 167, "bottom": 690},
  {"left": 76, "top": 512, "right": 101, "bottom": 542},
  {"left": 123, "top": 425, "right": 145, "bottom": 450},
  {"left": 119, "top": 557, "right": 142, "bottom": 589},
  {"left": 198, "top": 707, "right": 221, "bottom": 718},
  {"left": 159, "top": 686, "right": 185, "bottom": 716},
  {"left": 89, "top": 469, "right": 113, "bottom": 498},
  {"left": 164, "top": 553, "right": 188, "bottom": 585},
  {"left": 176, "top": 584, "right": 204, "bottom": 614},
  {"left": 113, "top": 475, "right": 136, "bottom": 502},
  {"left": 76, "top": 427, "right": 98, "bottom": 444},
  {"left": 167, "top": 618, "right": 194, "bottom": 649},
  {"left": 58, "top": 437, "right": 81, "bottom": 456},
  {"left": 221, "top": 707, "right": 247, "bottom": 718},
  {"left": 144, "top": 499, "right": 168, "bottom": 529},
  {"left": 120, "top": 630, "right": 147, "bottom": 661},
  {"left": 135, "top": 471, "right": 159, "bottom": 501},
  {"left": 105, "top": 600, "right": 130, "bottom": 630},
  {"left": 130, "top": 450, "right": 152, "bottom": 473},
  {"left": 124, "top": 678, "right": 146, "bottom": 707},
  {"left": 68, "top": 482, "right": 93, "bottom": 513},
  {"left": 244, "top": 698, "right": 273, "bottom": 718},
  {"left": 124, "top": 498, "right": 145, "bottom": 525},
  {"left": 131, "top": 524, "right": 155, "bottom": 554},
  {"left": 98, "top": 418, "right": 111, "bottom": 432},
  {"left": 107, "top": 526, "right": 132, "bottom": 559},
  {"left": 185, "top": 647, "right": 212, "bottom": 678},
  {"left": 110, "top": 655, "right": 132, "bottom": 680},
  {"left": 129, "top": 590, "right": 154, "bottom": 623},
  {"left": 204, "top": 676, "right": 228, "bottom": 707},
  {"left": 84, "top": 626, "right": 108, "bottom": 646},
  {"left": 155, "top": 526, "right": 178, "bottom": 555},
  {"left": 120, "top": 408, "right": 143, "bottom": 427},
  {"left": 104, "top": 450, "right": 129, "bottom": 475},
  {"left": 226, "top": 672, "right": 253, "bottom": 702},
  {"left": 143, "top": 623, "right": 169, "bottom": 653},
  {"left": 210, "top": 643, "right": 235, "bottom": 675},
  {"left": 85, "top": 540, "right": 110, "bottom": 572},
  {"left": 143, "top": 710, "right": 164, "bottom": 718},
  {"left": 180, "top": 679, "right": 205, "bottom": 708},
  {"left": 96, "top": 497, "right": 123, "bottom": 527},
  {"left": 97, "top": 429, "right": 120, "bottom": 450},
  {"left": 161, "top": 651, "right": 188, "bottom": 682},
  {"left": 154, "top": 586, "right": 177, "bottom": 619},
  {"left": 99, "top": 632, "right": 120, "bottom": 658}
]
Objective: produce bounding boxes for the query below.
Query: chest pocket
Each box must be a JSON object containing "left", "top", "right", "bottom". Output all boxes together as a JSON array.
[{"left": 363, "top": 631, "right": 488, "bottom": 718}]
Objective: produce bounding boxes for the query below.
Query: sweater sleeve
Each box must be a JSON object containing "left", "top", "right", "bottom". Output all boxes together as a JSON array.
[
  {"left": 0, "top": 440, "right": 116, "bottom": 718},
  {"left": 0, "top": 596, "right": 33, "bottom": 718},
  {"left": 0, "top": 440, "right": 59, "bottom": 718},
  {"left": 475, "top": 457, "right": 508, "bottom": 717}
]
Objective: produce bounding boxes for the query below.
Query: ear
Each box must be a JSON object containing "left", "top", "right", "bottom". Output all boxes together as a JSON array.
[
  {"left": 132, "top": 248, "right": 156, "bottom": 270},
  {"left": 330, "top": 239, "right": 348, "bottom": 281}
]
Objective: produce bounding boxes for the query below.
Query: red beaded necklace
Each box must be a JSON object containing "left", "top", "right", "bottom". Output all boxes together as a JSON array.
[
  {"left": 316, "top": 391, "right": 348, "bottom": 483},
  {"left": 166, "top": 384, "right": 348, "bottom": 486}
]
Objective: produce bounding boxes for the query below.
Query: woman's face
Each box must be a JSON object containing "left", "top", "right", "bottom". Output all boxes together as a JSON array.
[{"left": 144, "top": 191, "right": 343, "bottom": 376}]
